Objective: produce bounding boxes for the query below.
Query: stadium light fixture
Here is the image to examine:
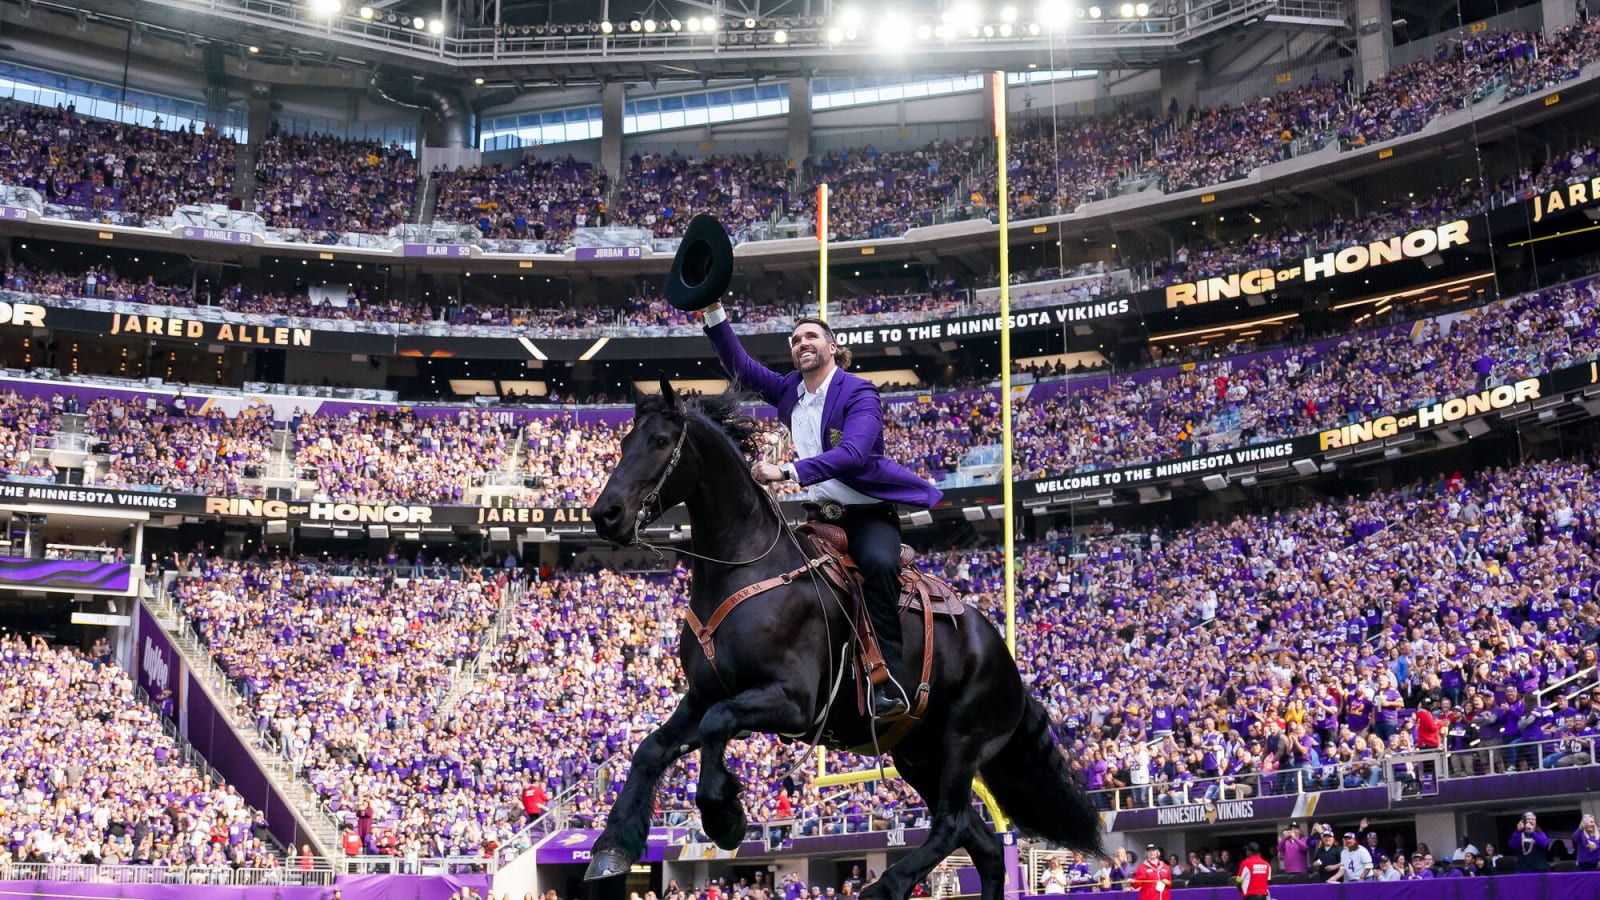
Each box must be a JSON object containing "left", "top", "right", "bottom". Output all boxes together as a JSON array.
[
  {"left": 600, "top": 20, "right": 614, "bottom": 33},
  {"left": 1000, "top": 5, "right": 1018, "bottom": 21},
  {"left": 412, "top": 16, "right": 425, "bottom": 29},
  {"left": 701, "top": 16, "right": 718, "bottom": 31},
  {"left": 950, "top": 2, "right": 981, "bottom": 32},
  {"left": 875, "top": 12, "right": 910, "bottom": 50},
  {"left": 983, "top": 23, "right": 995, "bottom": 35},
  {"left": 247, "top": 45, "right": 260, "bottom": 52},
  {"left": 1027, "top": 22, "right": 1041, "bottom": 34},
  {"left": 358, "top": 5, "right": 373, "bottom": 18},
  {"left": 1038, "top": 0, "right": 1072, "bottom": 28},
  {"left": 669, "top": 18, "right": 682, "bottom": 31},
  {"left": 837, "top": 7, "right": 863, "bottom": 30},
  {"left": 773, "top": 29, "right": 788, "bottom": 42},
  {"left": 743, "top": 16, "right": 756, "bottom": 28},
  {"left": 1119, "top": 3, "right": 1133, "bottom": 16},
  {"left": 428, "top": 18, "right": 444, "bottom": 34},
  {"left": 826, "top": 25, "right": 843, "bottom": 42},
  {"left": 643, "top": 18, "right": 657, "bottom": 32},
  {"left": 1135, "top": 1, "right": 1149, "bottom": 13},
  {"left": 685, "top": 16, "right": 701, "bottom": 31},
  {"left": 629, "top": 19, "right": 641, "bottom": 31},
  {"left": 1088, "top": 5, "right": 1102, "bottom": 17},
  {"left": 473, "top": 76, "right": 484, "bottom": 84},
  {"left": 308, "top": 0, "right": 341, "bottom": 17}
]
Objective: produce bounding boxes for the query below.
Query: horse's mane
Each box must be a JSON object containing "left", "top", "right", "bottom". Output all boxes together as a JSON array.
[{"left": 637, "top": 387, "right": 764, "bottom": 458}]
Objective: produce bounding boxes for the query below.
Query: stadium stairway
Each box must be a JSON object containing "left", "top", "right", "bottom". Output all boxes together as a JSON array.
[
  {"left": 144, "top": 583, "right": 344, "bottom": 858},
  {"left": 232, "top": 143, "right": 258, "bottom": 208},
  {"left": 432, "top": 576, "right": 523, "bottom": 716},
  {"left": 415, "top": 170, "right": 440, "bottom": 224}
]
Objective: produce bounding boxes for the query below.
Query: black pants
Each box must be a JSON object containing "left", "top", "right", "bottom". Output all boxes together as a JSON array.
[{"left": 837, "top": 502, "right": 904, "bottom": 674}]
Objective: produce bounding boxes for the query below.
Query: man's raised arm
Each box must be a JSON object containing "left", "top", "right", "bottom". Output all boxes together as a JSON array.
[{"left": 703, "top": 302, "right": 786, "bottom": 405}]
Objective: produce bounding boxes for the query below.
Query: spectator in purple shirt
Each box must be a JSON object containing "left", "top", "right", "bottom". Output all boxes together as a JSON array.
[
  {"left": 1508, "top": 812, "right": 1551, "bottom": 873},
  {"left": 1575, "top": 815, "right": 1600, "bottom": 871}
]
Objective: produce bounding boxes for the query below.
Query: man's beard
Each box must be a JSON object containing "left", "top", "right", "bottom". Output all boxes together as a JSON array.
[{"left": 794, "top": 350, "right": 827, "bottom": 372}]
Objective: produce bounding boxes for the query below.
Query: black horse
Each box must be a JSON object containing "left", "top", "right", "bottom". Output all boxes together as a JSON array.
[{"left": 584, "top": 384, "right": 1100, "bottom": 900}]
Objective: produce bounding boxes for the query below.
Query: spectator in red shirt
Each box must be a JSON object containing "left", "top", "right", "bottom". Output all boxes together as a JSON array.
[
  {"left": 1238, "top": 842, "right": 1272, "bottom": 897},
  {"left": 1132, "top": 843, "right": 1172, "bottom": 900},
  {"left": 522, "top": 781, "right": 549, "bottom": 822},
  {"left": 1415, "top": 702, "right": 1443, "bottom": 750}
]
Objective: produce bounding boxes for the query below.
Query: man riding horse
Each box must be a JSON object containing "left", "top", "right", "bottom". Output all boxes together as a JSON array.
[
  {"left": 583, "top": 216, "right": 1101, "bottom": 900},
  {"left": 699, "top": 289, "right": 940, "bottom": 720}
]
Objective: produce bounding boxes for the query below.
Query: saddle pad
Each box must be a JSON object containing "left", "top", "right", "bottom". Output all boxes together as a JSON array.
[{"left": 795, "top": 523, "right": 965, "bottom": 617}]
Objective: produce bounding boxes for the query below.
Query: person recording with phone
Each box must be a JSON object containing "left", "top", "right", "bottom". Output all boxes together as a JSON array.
[{"left": 1508, "top": 812, "right": 1551, "bottom": 873}]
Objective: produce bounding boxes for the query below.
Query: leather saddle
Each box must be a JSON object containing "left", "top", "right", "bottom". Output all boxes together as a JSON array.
[{"left": 794, "top": 515, "right": 965, "bottom": 751}]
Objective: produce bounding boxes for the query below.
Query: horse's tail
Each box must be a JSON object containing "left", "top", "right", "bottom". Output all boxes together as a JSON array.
[{"left": 978, "top": 693, "right": 1103, "bottom": 854}]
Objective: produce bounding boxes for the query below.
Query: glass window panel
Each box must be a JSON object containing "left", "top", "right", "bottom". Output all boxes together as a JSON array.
[
  {"left": 732, "top": 86, "right": 756, "bottom": 103},
  {"left": 659, "top": 111, "right": 685, "bottom": 130},
  {"left": 707, "top": 104, "right": 734, "bottom": 122},
  {"left": 661, "top": 95, "right": 684, "bottom": 111}
]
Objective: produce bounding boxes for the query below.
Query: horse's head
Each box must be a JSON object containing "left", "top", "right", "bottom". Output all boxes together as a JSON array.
[{"left": 591, "top": 378, "right": 698, "bottom": 545}]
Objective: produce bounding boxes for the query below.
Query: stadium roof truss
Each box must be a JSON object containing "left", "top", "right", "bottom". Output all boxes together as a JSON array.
[{"left": 42, "top": 0, "right": 1351, "bottom": 83}]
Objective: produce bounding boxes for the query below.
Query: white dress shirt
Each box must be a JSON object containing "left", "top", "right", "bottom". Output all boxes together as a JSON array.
[{"left": 788, "top": 367, "right": 878, "bottom": 505}]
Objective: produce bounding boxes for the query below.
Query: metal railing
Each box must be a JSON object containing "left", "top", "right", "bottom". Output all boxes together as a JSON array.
[
  {"left": 1081, "top": 736, "right": 1598, "bottom": 814},
  {"left": 339, "top": 854, "right": 492, "bottom": 875},
  {"left": 494, "top": 754, "right": 627, "bottom": 869},
  {"left": 0, "top": 862, "right": 335, "bottom": 886}
]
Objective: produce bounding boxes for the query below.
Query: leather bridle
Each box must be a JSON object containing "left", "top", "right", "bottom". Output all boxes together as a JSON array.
[{"left": 632, "top": 419, "right": 688, "bottom": 542}]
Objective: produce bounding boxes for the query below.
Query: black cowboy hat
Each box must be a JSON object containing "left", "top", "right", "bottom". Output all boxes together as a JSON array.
[{"left": 665, "top": 213, "right": 733, "bottom": 312}]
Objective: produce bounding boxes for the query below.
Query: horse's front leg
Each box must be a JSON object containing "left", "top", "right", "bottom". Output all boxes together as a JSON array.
[
  {"left": 695, "top": 683, "right": 811, "bottom": 851},
  {"left": 585, "top": 695, "right": 705, "bottom": 881}
]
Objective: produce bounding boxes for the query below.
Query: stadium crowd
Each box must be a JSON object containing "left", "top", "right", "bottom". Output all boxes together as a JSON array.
[
  {"left": 145, "top": 447, "right": 1600, "bottom": 864},
  {"left": 0, "top": 268, "right": 1596, "bottom": 503},
  {"left": 252, "top": 132, "right": 417, "bottom": 236},
  {"left": 169, "top": 561, "right": 510, "bottom": 861},
  {"left": 0, "top": 100, "right": 234, "bottom": 223},
  {"left": 0, "top": 634, "right": 280, "bottom": 871},
  {"left": 0, "top": 22, "right": 1594, "bottom": 253},
  {"left": 291, "top": 408, "right": 515, "bottom": 505},
  {"left": 432, "top": 157, "right": 607, "bottom": 246}
]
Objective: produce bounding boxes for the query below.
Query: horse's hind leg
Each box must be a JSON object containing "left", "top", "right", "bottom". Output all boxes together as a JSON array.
[
  {"left": 696, "top": 684, "right": 811, "bottom": 851},
  {"left": 586, "top": 695, "right": 704, "bottom": 881},
  {"left": 960, "top": 807, "right": 1008, "bottom": 900},
  {"left": 867, "top": 734, "right": 1006, "bottom": 900}
]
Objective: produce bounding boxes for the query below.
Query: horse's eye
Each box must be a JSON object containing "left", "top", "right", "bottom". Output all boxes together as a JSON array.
[{"left": 653, "top": 435, "right": 670, "bottom": 449}]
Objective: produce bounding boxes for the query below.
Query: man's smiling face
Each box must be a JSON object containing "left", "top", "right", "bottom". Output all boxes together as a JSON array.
[{"left": 790, "top": 322, "right": 835, "bottom": 374}]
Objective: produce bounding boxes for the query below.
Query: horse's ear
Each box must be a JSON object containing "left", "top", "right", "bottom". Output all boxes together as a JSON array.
[{"left": 658, "top": 376, "right": 678, "bottom": 408}]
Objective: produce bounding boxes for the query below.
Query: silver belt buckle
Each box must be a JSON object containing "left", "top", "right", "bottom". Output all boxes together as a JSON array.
[{"left": 820, "top": 501, "right": 846, "bottom": 522}]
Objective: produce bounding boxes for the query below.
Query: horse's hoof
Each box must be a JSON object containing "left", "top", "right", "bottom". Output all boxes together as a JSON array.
[{"left": 584, "top": 849, "right": 634, "bottom": 881}]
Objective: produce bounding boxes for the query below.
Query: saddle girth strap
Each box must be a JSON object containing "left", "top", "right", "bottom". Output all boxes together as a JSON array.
[{"left": 685, "top": 557, "right": 829, "bottom": 664}]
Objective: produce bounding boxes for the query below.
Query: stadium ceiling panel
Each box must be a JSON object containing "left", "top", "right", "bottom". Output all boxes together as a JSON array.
[{"left": 37, "top": 0, "right": 1350, "bottom": 85}]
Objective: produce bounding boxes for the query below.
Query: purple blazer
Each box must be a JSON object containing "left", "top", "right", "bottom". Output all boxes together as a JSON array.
[{"left": 705, "top": 320, "right": 942, "bottom": 509}]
